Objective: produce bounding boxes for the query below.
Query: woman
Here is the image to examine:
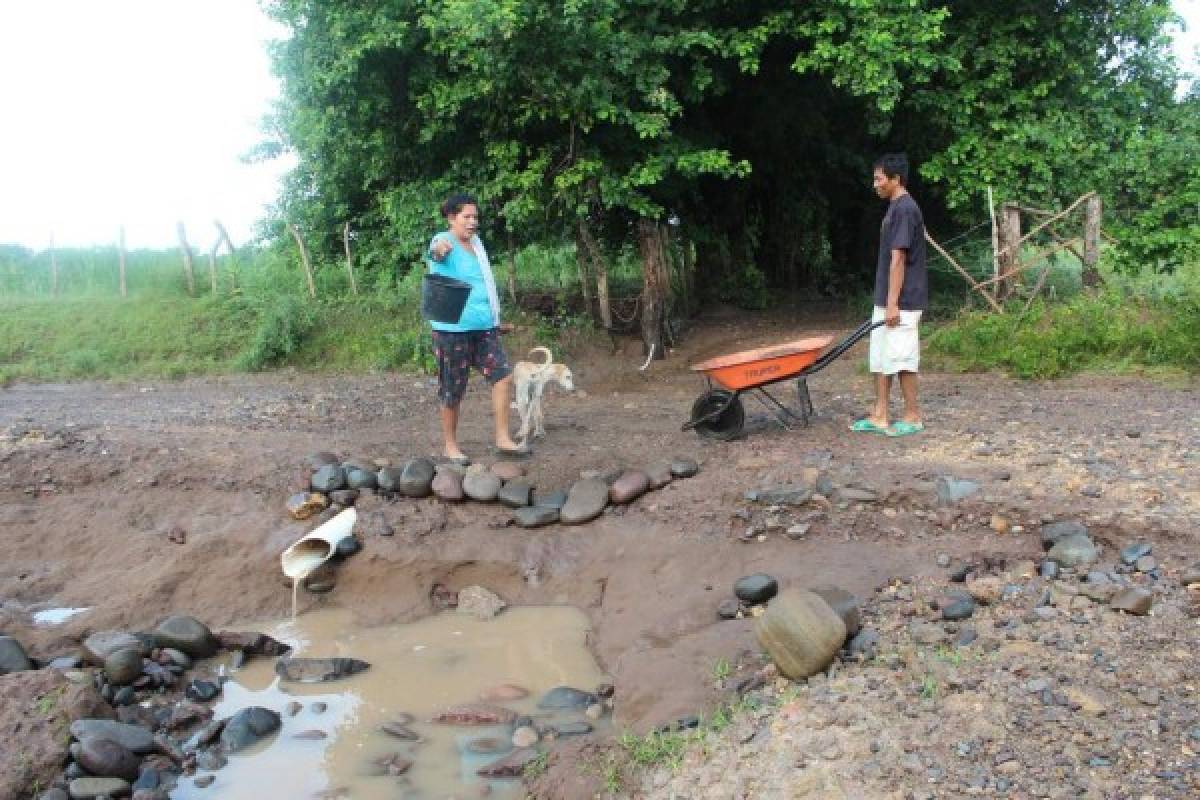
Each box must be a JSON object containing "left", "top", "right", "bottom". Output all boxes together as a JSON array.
[{"left": 426, "top": 193, "right": 525, "bottom": 463}]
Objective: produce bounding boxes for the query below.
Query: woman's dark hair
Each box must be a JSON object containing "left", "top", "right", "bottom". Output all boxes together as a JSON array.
[
  {"left": 872, "top": 153, "right": 909, "bottom": 185},
  {"left": 441, "top": 193, "right": 478, "bottom": 218}
]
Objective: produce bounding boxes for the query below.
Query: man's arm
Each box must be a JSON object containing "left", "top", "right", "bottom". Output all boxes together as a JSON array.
[{"left": 886, "top": 248, "right": 906, "bottom": 326}]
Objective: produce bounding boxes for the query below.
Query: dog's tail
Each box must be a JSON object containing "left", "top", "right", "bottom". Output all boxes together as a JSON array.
[{"left": 527, "top": 346, "right": 553, "bottom": 366}]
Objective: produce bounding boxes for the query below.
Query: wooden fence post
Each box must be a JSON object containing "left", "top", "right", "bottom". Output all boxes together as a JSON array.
[
  {"left": 1082, "top": 194, "right": 1103, "bottom": 288},
  {"left": 49, "top": 234, "right": 59, "bottom": 296},
  {"left": 176, "top": 222, "right": 196, "bottom": 297},
  {"left": 342, "top": 222, "right": 359, "bottom": 295},
  {"left": 118, "top": 226, "right": 127, "bottom": 297},
  {"left": 286, "top": 222, "right": 317, "bottom": 299},
  {"left": 996, "top": 203, "right": 1021, "bottom": 301},
  {"left": 207, "top": 239, "right": 219, "bottom": 293},
  {"left": 214, "top": 220, "right": 238, "bottom": 291}
]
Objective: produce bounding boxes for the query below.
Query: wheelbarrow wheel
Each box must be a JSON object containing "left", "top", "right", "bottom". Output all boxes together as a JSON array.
[{"left": 690, "top": 390, "right": 745, "bottom": 440}]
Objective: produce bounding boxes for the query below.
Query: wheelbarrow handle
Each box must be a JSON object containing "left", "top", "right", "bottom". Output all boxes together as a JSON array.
[{"left": 798, "top": 318, "right": 886, "bottom": 376}]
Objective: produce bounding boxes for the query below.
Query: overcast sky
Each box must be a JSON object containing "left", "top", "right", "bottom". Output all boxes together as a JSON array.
[{"left": 0, "top": 1, "right": 1196, "bottom": 251}]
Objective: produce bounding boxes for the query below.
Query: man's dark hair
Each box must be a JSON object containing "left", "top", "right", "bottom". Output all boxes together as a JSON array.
[
  {"left": 441, "top": 193, "right": 478, "bottom": 218},
  {"left": 873, "top": 153, "right": 909, "bottom": 186}
]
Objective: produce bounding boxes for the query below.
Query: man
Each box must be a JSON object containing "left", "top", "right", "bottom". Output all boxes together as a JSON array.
[{"left": 851, "top": 153, "right": 928, "bottom": 437}]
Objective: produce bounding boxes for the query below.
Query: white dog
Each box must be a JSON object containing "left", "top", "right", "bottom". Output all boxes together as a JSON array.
[{"left": 513, "top": 346, "right": 575, "bottom": 444}]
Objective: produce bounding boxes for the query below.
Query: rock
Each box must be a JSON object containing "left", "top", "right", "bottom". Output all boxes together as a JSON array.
[
  {"left": 965, "top": 576, "right": 1005, "bottom": 605},
  {"left": 0, "top": 636, "right": 33, "bottom": 674},
  {"left": 78, "top": 737, "right": 141, "bottom": 781},
  {"left": 219, "top": 707, "right": 282, "bottom": 752},
  {"left": 463, "top": 469, "right": 502, "bottom": 502},
  {"left": 456, "top": 586, "right": 506, "bottom": 619},
  {"left": 644, "top": 462, "right": 674, "bottom": 490},
  {"left": 335, "top": 535, "right": 361, "bottom": 558},
  {"left": 935, "top": 553, "right": 952, "bottom": 568},
  {"left": 941, "top": 593, "right": 976, "bottom": 621},
  {"left": 1119, "top": 541, "right": 1152, "bottom": 565},
  {"left": 812, "top": 586, "right": 861, "bottom": 636},
  {"left": 193, "top": 774, "right": 215, "bottom": 788},
  {"left": 286, "top": 492, "right": 328, "bottom": 520},
  {"left": 717, "top": 598, "right": 741, "bottom": 620},
  {"left": 1047, "top": 534, "right": 1100, "bottom": 568},
  {"left": 837, "top": 487, "right": 879, "bottom": 503},
  {"left": 786, "top": 522, "right": 812, "bottom": 539},
  {"left": 531, "top": 488, "right": 568, "bottom": 510},
  {"left": 755, "top": 589, "right": 848, "bottom": 679},
  {"left": 431, "top": 704, "right": 517, "bottom": 725},
  {"left": 1040, "top": 519, "right": 1088, "bottom": 551},
  {"left": 328, "top": 489, "right": 359, "bottom": 506},
  {"left": 82, "top": 632, "right": 146, "bottom": 666},
  {"left": 372, "top": 753, "right": 413, "bottom": 776},
  {"left": 71, "top": 720, "right": 154, "bottom": 754},
  {"left": 1135, "top": 555, "right": 1157, "bottom": 573},
  {"left": 292, "top": 729, "right": 327, "bottom": 740},
  {"left": 756, "top": 485, "right": 813, "bottom": 506},
  {"left": 38, "top": 791, "right": 70, "bottom": 800},
  {"left": 479, "top": 684, "right": 529, "bottom": 702},
  {"left": 845, "top": 629, "right": 880, "bottom": 660},
  {"left": 344, "top": 466, "right": 377, "bottom": 491},
  {"left": 375, "top": 466, "right": 404, "bottom": 493},
  {"left": 67, "top": 777, "right": 131, "bottom": 799},
  {"left": 498, "top": 480, "right": 534, "bottom": 508},
  {"left": 511, "top": 726, "right": 539, "bottom": 748},
  {"left": 103, "top": 649, "right": 143, "bottom": 686},
  {"left": 380, "top": 721, "right": 419, "bottom": 740},
  {"left": 551, "top": 721, "right": 593, "bottom": 736},
  {"left": 513, "top": 506, "right": 559, "bottom": 528},
  {"left": 185, "top": 680, "right": 219, "bottom": 702},
  {"left": 311, "top": 465, "right": 347, "bottom": 493},
  {"left": 538, "top": 686, "right": 598, "bottom": 709},
  {"left": 151, "top": 616, "right": 217, "bottom": 659},
  {"left": 275, "top": 657, "right": 369, "bottom": 683},
  {"left": 1182, "top": 564, "right": 1200, "bottom": 586},
  {"left": 214, "top": 631, "right": 289, "bottom": 657},
  {"left": 432, "top": 469, "right": 465, "bottom": 502},
  {"left": 910, "top": 622, "right": 949, "bottom": 645},
  {"left": 303, "top": 563, "right": 337, "bottom": 593},
  {"left": 734, "top": 574, "right": 778, "bottom": 605},
  {"left": 670, "top": 458, "right": 699, "bottom": 479},
  {"left": 1040, "top": 560, "right": 1059, "bottom": 579},
  {"left": 560, "top": 478, "right": 609, "bottom": 525},
  {"left": 465, "top": 736, "right": 511, "bottom": 755},
  {"left": 491, "top": 461, "right": 526, "bottom": 481},
  {"left": 396, "top": 458, "right": 435, "bottom": 497},
  {"left": 935, "top": 476, "right": 980, "bottom": 504},
  {"left": 113, "top": 687, "right": 136, "bottom": 706},
  {"left": 476, "top": 748, "right": 539, "bottom": 778},
  {"left": 610, "top": 471, "right": 651, "bottom": 504},
  {"left": 48, "top": 655, "right": 83, "bottom": 670},
  {"left": 1110, "top": 587, "right": 1154, "bottom": 615}
]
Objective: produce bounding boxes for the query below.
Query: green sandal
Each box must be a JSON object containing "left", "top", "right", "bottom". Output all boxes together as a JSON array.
[
  {"left": 849, "top": 419, "right": 888, "bottom": 434},
  {"left": 886, "top": 420, "right": 925, "bottom": 437}
]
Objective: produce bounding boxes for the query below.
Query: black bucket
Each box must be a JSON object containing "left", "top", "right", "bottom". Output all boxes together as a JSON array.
[{"left": 421, "top": 273, "right": 471, "bottom": 324}]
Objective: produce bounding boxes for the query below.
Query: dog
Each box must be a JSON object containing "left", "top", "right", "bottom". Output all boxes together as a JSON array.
[{"left": 513, "top": 346, "right": 575, "bottom": 444}]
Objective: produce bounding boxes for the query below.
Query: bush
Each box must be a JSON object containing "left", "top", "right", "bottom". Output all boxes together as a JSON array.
[{"left": 235, "top": 294, "right": 317, "bottom": 371}]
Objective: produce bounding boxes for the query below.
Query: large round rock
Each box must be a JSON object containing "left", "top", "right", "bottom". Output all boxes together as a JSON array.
[
  {"left": 398, "top": 459, "right": 436, "bottom": 498},
  {"left": 0, "top": 636, "right": 33, "bottom": 674},
  {"left": 376, "top": 466, "right": 403, "bottom": 493},
  {"left": 734, "top": 574, "right": 778, "bottom": 605},
  {"left": 82, "top": 632, "right": 146, "bottom": 666},
  {"left": 103, "top": 648, "right": 144, "bottom": 686},
  {"left": 311, "top": 465, "right": 347, "bottom": 493},
  {"left": 1047, "top": 534, "right": 1099, "bottom": 568},
  {"left": 152, "top": 615, "right": 217, "bottom": 659},
  {"left": 561, "top": 478, "right": 609, "bottom": 525},
  {"left": 754, "top": 588, "right": 847, "bottom": 680},
  {"left": 432, "top": 468, "right": 465, "bottom": 502},
  {"left": 463, "top": 469, "right": 502, "bottom": 502},
  {"left": 344, "top": 466, "right": 378, "bottom": 491},
  {"left": 219, "top": 706, "right": 282, "bottom": 752},
  {"left": 609, "top": 471, "right": 650, "bottom": 505},
  {"left": 78, "top": 737, "right": 141, "bottom": 781}
]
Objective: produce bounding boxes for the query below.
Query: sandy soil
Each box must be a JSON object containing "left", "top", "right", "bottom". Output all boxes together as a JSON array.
[{"left": 1, "top": 305, "right": 1197, "bottom": 798}]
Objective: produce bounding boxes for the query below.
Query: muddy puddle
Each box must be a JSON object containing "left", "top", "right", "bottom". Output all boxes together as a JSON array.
[{"left": 174, "top": 606, "right": 609, "bottom": 800}]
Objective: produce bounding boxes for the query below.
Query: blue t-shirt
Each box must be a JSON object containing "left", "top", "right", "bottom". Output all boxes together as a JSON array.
[{"left": 425, "top": 234, "right": 497, "bottom": 332}]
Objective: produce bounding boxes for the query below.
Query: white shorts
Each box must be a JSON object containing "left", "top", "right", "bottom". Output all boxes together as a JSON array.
[{"left": 868, "top": 306, "right": 922, "bottom": 375}]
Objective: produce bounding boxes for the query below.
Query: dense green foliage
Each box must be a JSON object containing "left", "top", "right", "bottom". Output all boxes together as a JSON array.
[{"left": 260, "top": 0, "right": 1197, "bottom": 292}]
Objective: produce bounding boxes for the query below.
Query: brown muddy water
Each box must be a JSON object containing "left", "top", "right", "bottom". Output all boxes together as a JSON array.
[{"left": 173, "top": 606, "right": 609, "bottom": 800}]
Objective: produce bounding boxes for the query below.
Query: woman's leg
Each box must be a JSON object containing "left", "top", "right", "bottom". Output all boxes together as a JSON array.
[
  {"left": 441, "top": 404, "right": 466, "bottom": 460},
  {"left": 491, "top": 375, "right": 520, "bottom": 450}
]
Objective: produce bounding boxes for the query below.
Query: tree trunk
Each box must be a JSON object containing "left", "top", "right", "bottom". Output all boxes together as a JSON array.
[
  {"left": 578, "top": 218, "right": 610, "bottom": 329},
  {"left": 343, "top": 222, "right": 359, "bottom": 295},
  {"left": 637, "top": 218, "right": 666, "bottom": 359},
  {"left": 176, "top": 222, "right": 196, "bottom": 296},
  {"left": 1082, "top": 194, "right": 1103, "bottom": 289},
  {"left": 287, "top": 222, "right": 317, "bottom": 299},
  {"left": 574, "top": 223, "right": 595, "bottom": 321},
  {"left": 117, "top": 226, "right": 127, "bottom": 297}
]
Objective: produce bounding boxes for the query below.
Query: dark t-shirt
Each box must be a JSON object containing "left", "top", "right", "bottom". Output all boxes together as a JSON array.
[{"left": 873, "top": 193, "right": 928, "bottom": 311}]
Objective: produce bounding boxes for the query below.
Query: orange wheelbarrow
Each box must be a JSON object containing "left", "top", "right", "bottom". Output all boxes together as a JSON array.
[{"left": 682, "top": 318, "right": 884, "bottom": 440}]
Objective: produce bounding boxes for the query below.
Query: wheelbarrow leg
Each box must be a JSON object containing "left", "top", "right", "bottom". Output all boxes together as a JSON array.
[{"left": 795, "top": 377, "right": 813, "bottom": 425}]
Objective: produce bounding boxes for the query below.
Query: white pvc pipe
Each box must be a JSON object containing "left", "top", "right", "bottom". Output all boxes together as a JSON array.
[{"left": 281, "top": 508, "right": 358, "bottom": 579}]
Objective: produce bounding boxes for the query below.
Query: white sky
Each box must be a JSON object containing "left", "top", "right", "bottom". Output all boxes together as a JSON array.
[{"left": 0, "top": 1, "right": 1196, "bottom": 251}]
